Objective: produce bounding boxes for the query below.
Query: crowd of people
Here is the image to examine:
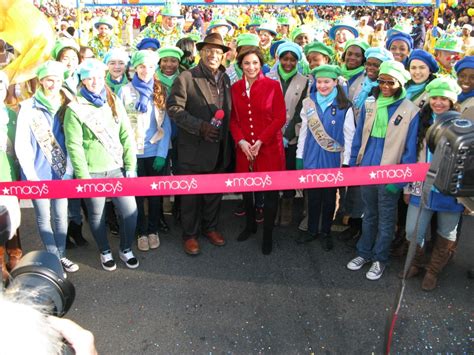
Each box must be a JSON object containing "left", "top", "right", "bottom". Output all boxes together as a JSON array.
[{"left": 0, "top": 0, "right": 473, "bottom": 292}]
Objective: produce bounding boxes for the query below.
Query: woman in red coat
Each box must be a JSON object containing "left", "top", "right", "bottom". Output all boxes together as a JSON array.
[{"left": 230, "top": 46, "right": 286, "bottom": 255}]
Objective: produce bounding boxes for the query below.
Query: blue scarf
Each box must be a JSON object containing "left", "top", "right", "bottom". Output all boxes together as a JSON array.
[
  {"left": 80, "top": 86, "right": 106, "bottom": 107},
  {"left": 316, "top": 87, "right": 338, "bottom": 113},
  {"left": 406, "top": 82, "right": 428, "bottom": 100},
  {"left": 132, "top": 73, "right": 154, "bottom": 113},
  {"left": 354, "top": 77, "right": 378, "bottom": 109},
  {"left": 458, "top": 90, "right": 474, "bottom": 104}
]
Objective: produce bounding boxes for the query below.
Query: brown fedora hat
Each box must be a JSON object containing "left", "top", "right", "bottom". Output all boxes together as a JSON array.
[{"left": 196, "top": 33, "right": 230, "bottom": 53}]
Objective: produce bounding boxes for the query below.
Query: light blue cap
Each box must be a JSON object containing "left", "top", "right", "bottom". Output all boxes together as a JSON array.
[
  {"left": 276, "top": 41, "right": 303, "bottom": 61},
  {"left": 78, "top": 59, "right": 108, "bottom": 80},
  {"left": 365, "top": 47, "right": 394, "bottom": 62}
]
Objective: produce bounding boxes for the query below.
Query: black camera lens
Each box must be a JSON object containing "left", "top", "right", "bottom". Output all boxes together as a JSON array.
[{"left": 7, "top": 251, "right": 75, "bottom": 317}]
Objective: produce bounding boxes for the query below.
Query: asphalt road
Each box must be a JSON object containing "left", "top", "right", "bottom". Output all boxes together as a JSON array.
[{"left": 17, "top": 198, "right": 473, "bottom": 354}]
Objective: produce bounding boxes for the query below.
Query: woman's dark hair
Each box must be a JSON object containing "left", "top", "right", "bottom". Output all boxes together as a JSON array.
[
  {"left": 336, "top": 84, "right": 352, "bottom": 109},
  {"left": 176, "top": 37, "right": 196, "bottom": 66},
  {"left": 405, "top": 73, "right": 436, "bottom": 87},
  {"left": 57, "top": 47, "right": 80, "bottom": 62},
  {"left": 79, "top": 46, "right": 94, "bottom": 63},
  {"left": 278, "top": 50, "right": 298, "bottom": 61},
  {"left": 236, "top": 47, "right": 264, "bottom": 69}
]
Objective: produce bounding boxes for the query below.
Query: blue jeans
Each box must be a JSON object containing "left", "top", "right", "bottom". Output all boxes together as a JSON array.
[
  {"left": 344, "top": 186, "right": 364, "bottom": 219},
  {"left": 85, "top": 169, "right": 137, "bottom": 253},
  {"left": 356, "top": 185, "right": 399, "bottom": 264},
  {"left": 32, "top": 198, "right": 68, "bottom": 259},
  {"left": 405, "top": 203, "right": 460, "bottom": 247},
  {"left": 68, "top": 198, "right": 83, "bottom": 225}
]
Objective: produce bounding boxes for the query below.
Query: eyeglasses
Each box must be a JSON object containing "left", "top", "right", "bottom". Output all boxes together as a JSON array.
[
  {"left": 202, "top": 48, "right": 224, "bottom": 56},
  {"left": 377, "top": 79, "right": 397, "bottom": 87}
]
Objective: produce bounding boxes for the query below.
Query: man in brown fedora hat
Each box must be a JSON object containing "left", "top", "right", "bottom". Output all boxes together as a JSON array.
[{"left": 166, "top": 33, "right": 233, "bottom": 255}]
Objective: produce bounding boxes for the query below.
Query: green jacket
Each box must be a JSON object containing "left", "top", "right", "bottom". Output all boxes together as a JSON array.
[
  {"left": 64, "top": 94, "right": 136, "bottom": 179},
  {"left": 0, "top": 107, "right": 18, "bottom": 182}
]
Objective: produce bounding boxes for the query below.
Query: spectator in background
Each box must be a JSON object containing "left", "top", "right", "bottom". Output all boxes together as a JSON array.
[{"left": 412, "top": 15, "right": 426, "bottom": 49}]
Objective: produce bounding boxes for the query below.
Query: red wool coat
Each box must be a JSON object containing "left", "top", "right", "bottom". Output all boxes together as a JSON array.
[{"left": 230, "top": 72, "right": 286, "bottom": 173}]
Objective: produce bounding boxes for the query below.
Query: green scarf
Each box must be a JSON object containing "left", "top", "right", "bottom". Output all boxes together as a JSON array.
[
  {"left": 156, "top": 68, "right": 179, "bottom": 93},
  {"left": 106, "top": 72, "right": 129, "bottom": 95},
  {"left": 340, "top": 64, "right": 365, "bottom": 80},
  {"left": 34, "top": 88, "right": 61, "bottom": 116},
  {"left": 371, "top": 88, "right": 407, "bottom": 138},
  {"left": 233, "top": 62, "right": 243, "bottom": 80},
  {"left": 278, "top": 63, "right": 298, "bottom": 82}
]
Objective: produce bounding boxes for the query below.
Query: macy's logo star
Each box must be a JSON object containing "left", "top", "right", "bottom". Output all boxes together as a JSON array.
[
  {"left": 2, "top": 187, "right": 9, "bottom": 194},
  {"left": 299, "top": 176, "right": 306, "bottom": 183},
  {"left": 151, "top": 182, "right": 158, "bottom": 190},
  {"left": 369, "top": 171, "right": 377, "bottom": 179},
  {"left": 76, "top": 185, "right": 84, "bottom": 192},
  {"left": 225, "top": 179, "right": 233, "bottom": 187}
]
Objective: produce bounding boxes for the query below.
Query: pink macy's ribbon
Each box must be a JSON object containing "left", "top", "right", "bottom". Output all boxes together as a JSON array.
[{"left": 0, "top": 163, "right": 430, "bottom": 200}]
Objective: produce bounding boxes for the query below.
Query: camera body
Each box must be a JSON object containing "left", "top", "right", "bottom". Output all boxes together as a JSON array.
[{"left": 426, "top": 111, "right": 474, "bottom": 198}]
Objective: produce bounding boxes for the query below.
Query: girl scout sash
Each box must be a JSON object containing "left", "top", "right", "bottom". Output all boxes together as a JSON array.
[
  {"left": 122, "top": 86, "right": 165, "bottom": 155},
  {"left": 302, "top": 97, "right": 343, "bottom": 152},
  {"left": 68, "top": 101, "right": 124, "bottom": 166},
  {"left": 30, "top": 111, "right": 67, "bottom": 178}
]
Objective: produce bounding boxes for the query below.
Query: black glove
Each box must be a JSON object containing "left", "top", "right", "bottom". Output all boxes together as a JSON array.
[{"left": 199, "top": 121, "right": 220, "bottom": 142}]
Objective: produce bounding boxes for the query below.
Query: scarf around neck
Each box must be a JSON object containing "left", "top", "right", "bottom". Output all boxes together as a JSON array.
[
  {"left": 406, "top": 81, "right": 428, "bottom": 100},
  {"left": 106, "top": 72, "right": 129, "bottom": 95},
  {"left": 371, "top": 88, "right": 407, "bottom": 138},
  {"left": 354, "top": 76, "right": 378, "bottom": 109},
  {"left": 34, "top": 88, "right": 62, "bottom": 115},
  {"left": 132, "top": 73, "right": 154, "bottom": 113},
  {"left": 155, "top": 68, "right": 179, "bottom": 92},
  {"left": 341, "top": 64, "right": 365, "bottom": 81},
  {"left": 316, "top": 87, "right": 338, "bottom": 113},
  {"left": 233, "top": 62, "right": 243, "bottom": 80},
  {"left": 278, "top": 63, "right": 298, "bottom": 82},
  {"left": 80, "top": 86, "right": 107, "bottom": 107}
]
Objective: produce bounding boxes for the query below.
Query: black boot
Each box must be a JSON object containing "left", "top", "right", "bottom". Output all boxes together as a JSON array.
[
  {"left": 262, "top": 228, "right": 273, "bottom": 255},
  {"left": 158, "top": 211, "right": 170, "bottom": 233},
  {"left": 320, "top": 233, "right": 334, "bottom": 251},
  {"left": 237, "top": 223, "right": 257, "bottom": 242},
  {"left": 67, "top": 221, "right": 88, "bottom": 246},
  {"left": 338, "top": 218, "right": 362, "bottom": 241}
]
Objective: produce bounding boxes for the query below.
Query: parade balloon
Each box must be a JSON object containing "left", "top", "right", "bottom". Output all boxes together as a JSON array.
[
  {"left": 452, "top": 0, "right": 458, "bottom": 8},
  {"left": 447, "top": 0, "right": 453, "bottom": 6},
  {"left": 469, "top": 8, "right": 474, "bottom": 16},
  {"left": 440, "top": 3, "right": 446, "bottom": 13}
]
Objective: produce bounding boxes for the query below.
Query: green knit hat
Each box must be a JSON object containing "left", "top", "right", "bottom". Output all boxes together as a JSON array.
[
  {"left": 311, "top": 64, "right": 341, "bottom": 79},
  {"left": 425, "top": 77, "right": 461, "bottom": 104},
  {"left": 343, "top": 38, "right": 370, "bottom": 53},
  {"left": 130, "top": 50, "right": 159, "bottom": 68},
  {"left": 236, "top": 33, "right": 260, "bottom": 48},
  {"left": 304, "top": 41, "right": 334, "bottom": 58},
  {"left": 36, "top": 60, "right": 67, "bottom": 80},
  {"left": 378, "top": 60, "right": 411, "bottom": 86},
  {"left": 51, "top": 38, "right": 80, "bottom": 60},
  {"left": 158, "top": 46, "right": 184, "bottom": 61},
  {"left": 434, "top": 35, "right": 463, "bottom": 53}
]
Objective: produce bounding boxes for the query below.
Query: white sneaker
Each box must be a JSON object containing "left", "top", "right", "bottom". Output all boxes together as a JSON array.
[
  {"left": 61, "top": 257, "right": 79, "bottom": 273},
  {"left": 100, "top": 251, "right": 116, "bottom": 271},
  {"left": 137, "top": 235, "right": 149, "bottom": 251},
  {"left": 119, "top": 249, "right": 139, "bottom": 269},
  {"left": 148, "top": 233, "right": 160, "bottom": 249},
  {"left": 347, "top": 256, "right": 370, "bottom": 271},
  {"left": 366, "top": 261, "right": 385, "bottom": 280}
]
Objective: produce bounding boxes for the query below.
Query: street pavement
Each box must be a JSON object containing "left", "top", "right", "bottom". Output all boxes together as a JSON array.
[{"left": 17, "top": 199, "right": 473, "bottom": 354}]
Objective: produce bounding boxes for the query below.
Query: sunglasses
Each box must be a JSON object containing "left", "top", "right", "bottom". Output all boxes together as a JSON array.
[{"left": 377, "top": 79, "right": 397, "bottom": 87}]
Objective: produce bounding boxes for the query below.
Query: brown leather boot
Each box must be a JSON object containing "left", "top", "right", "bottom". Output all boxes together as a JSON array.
[
  {"left": 398, "top": 244, "right": 424, "bottom": 279},
  {"left": 279, "top": 197, "right": 293, "bottom": 227},
  {"left": 6, "top": 231, "right": 22, "bottom": 271},
  {"left": 422, "top": 236, "right": 456, "bottom": 291}
]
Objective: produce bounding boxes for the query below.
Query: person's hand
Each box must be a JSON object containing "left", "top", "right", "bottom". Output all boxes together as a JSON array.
[
  {"left": 199, "top": 121, "right": 220, "bottom": 142},
  {"left": 239, "top": 140, "right": 254, "bottom": 161},
  {"left": 153, "top": 156, "right": 166, "bottom": 172},
  {"left": 250, "top": 140, "right": 262, "bottom": 158},
  {"left": 48, "top": 316, "right": 98, "bottom": 355},
  {"left": 296, "top": 158, "right": 304, "bottom": 170},
  {"left": 125, "top": 171, "right": 137, "bottom": 178}
]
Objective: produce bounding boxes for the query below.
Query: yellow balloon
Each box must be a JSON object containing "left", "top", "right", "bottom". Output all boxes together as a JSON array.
[
  {"left": 468, "top": 8, "right": 474, "bottom": 16},
  {"left": 440, "top": 3, "right": 446, "bottom": 13},
  {"left": 447, "top": 0, "right": 453, "bottom": 6}
]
